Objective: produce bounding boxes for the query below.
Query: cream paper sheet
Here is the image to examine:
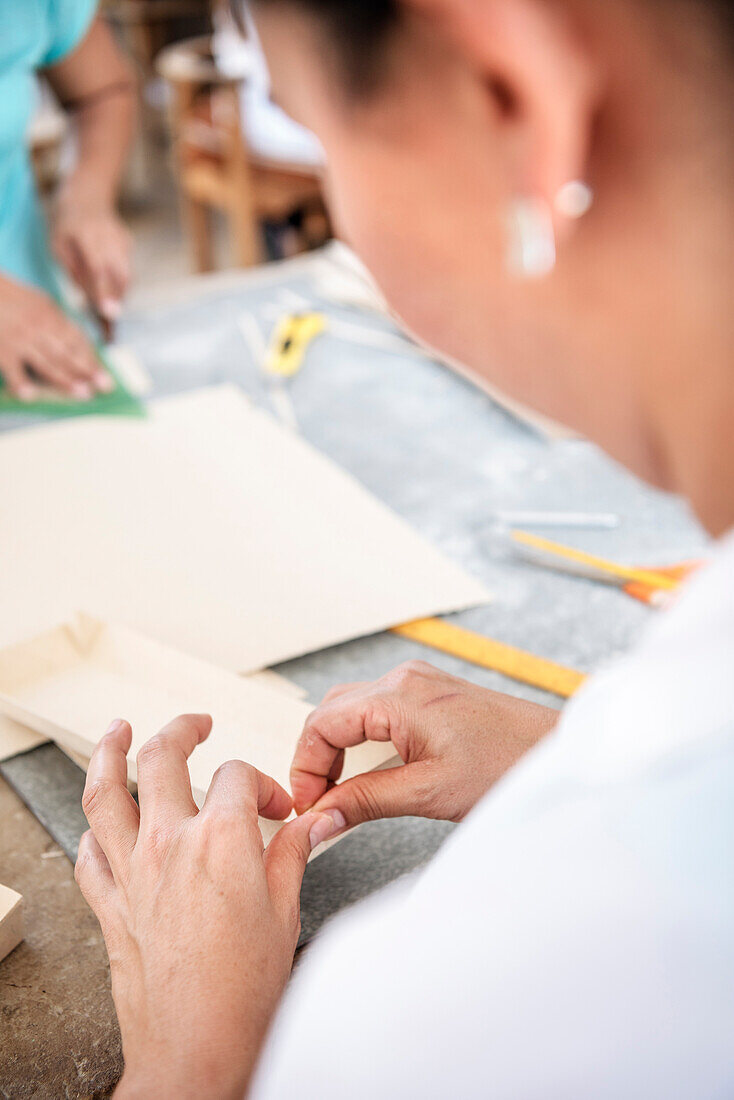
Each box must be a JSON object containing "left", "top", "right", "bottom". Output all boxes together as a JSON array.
[
  {"left": 0, "top": 616, "right": 396, "bottom": 848},
  {"left": 0, "top": 385, "right": 488, "bottom": 671}
]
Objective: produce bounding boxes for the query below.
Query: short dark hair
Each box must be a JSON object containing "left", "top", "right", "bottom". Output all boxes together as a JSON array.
[
  {"left": 241, "top": 1, "right": 734, "bottom": 91},
  {"left": 240, "top": 0, "right": 400, "bottom": 92}
]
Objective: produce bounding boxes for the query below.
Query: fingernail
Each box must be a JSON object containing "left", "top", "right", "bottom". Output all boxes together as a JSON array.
[
  {"left": 105, "top": 719, "right": 125, "bottom": 736},
  {"left": 17, "top": 384, "right": 37, "bottom": 403},
  {"left": 94, "top": 369, "right": 114, "bottom": 394},
  {"left": 71, "top": 381, "right": 92, "bottom": 401},
  {"left": 309, "top": 809, "right": 347, "bottom": 850},
  {"left": 100, "top": 297, "right": 122, "bottom": 321}
]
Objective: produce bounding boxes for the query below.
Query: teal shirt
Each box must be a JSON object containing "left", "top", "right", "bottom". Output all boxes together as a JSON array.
[{"left": 0, "top": 0, "right": 96, "bottom": 300}]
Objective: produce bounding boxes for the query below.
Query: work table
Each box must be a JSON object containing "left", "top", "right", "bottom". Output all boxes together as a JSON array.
[{"left": 0, "top": 249, "right": 707, "bottom": 1098}]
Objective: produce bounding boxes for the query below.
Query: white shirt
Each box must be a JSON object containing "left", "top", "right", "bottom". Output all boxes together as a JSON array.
[{"left": 252, "top": 531, "right": 734, "bottom": 1100}]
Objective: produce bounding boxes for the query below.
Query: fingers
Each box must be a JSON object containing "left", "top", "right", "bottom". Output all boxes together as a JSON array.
[
  {"left": 311, "top": 761, "right": 432, "bottom": 830},
  {"left": 23, "top": 322, "right": 104, "bottom": 396},
  {"left": 82, "top": 720, "right": 140, "bottom": 874},
  {"left": 37, "top": 328, "right": 99, "bottom": 382},
  {"left": 95, "top": 256, "right": 129, "bottom": 318},
  {"left": 0, "top": 278, "right": 109, "bottom": 398},
  {"left": 290, "top": 690, "right": 393, "bottom": 814},
  {"left": 48, "top": 312, "right": 111, "bottom": 393},
  {"left": 202, "top": 759, "right": 293, "bottom": 823},
  {"left": 24, "top": 340, "right": 94, "bottom": 399},
  {"left": 0, "top": 359, "right": 36, "bottom": 402},
  {"left": 136, "top": 714, "right": 212, "bottom": 830},
  {"left": 55, "top": 222, "right": 131, "bottom": 316},
  {"left": 81, "top": 253, "right": 125, "bottom": 319},
  {"left": 326, "top": 746, "right": 345, "bottom": 788},
  {"left": 320, "top": 681, "right": 369, "bottom": 704},
  {"left": 75, "top": 828, "right": 115, "bottom": 909},
  {"left": 0, "top": 340, "right": 95, "bottom": 401},
  {"left": 53, "top": 235, "right": 88, "bottom": 296},
  {"left": 44, "top": 333, "right": 114, "bottom": 394},
  {"left": 264, "top": 810, "right": 343, "bottom": 911}
]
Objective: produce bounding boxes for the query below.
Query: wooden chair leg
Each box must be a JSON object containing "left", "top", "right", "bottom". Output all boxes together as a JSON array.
[
  {"left": 222, "top": 87, "right": 261, "bottom": 268},
  {"left": 182, "top": 195, "right": 214, "bottom": 273},
  {"left": 231, "top": 198, "right": 261, "bottom": 268}
]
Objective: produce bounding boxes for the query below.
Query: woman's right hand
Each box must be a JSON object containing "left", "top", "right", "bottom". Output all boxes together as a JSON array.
[
  {"left": 290, "top": 660, "right": 560, "bottom": 830},
  {"left": 0, "top": 273, "right": 112, "bottom": 400}
]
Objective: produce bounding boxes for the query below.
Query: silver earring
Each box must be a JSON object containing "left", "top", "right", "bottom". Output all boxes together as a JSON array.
[
  {"left": 506, "top": 196, "right": 556, "bottom": 279},
  {"left": 555, "top": 180, "right": 594, "bottom": 220}
]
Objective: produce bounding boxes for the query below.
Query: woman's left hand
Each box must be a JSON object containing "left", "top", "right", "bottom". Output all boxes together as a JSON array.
[
  {"left": 51, "top": 195, "right": 132, "bottom": 324},
  {"left": 76, "top": 715, "right": 342, "bottom": 1100}
]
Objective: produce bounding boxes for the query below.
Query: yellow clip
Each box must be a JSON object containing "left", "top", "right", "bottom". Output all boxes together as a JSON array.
[{"left": 266, "top": 312, "right": 326, "bottom": 379}]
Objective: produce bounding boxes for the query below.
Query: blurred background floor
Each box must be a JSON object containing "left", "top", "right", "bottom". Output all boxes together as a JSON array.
[
  {"left": 0, "top": 778, "right": 122, "bottom": 1100},
  {"left": 122, "top": 156, "right": 217, "bottom": 294}
]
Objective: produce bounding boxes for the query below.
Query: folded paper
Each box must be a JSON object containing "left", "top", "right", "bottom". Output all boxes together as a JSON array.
[{"left": 0, "top": 616, "right": 397, "bottom": 848}]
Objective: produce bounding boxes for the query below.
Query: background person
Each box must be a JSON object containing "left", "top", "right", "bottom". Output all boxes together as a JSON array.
[{"left": 0, "top": 3, "right": 135, "bottom": 400}]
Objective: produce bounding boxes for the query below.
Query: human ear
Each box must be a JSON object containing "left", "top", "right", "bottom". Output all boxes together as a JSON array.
[{"left": 405, "top": 0, "right": 602, "bottom": 261}]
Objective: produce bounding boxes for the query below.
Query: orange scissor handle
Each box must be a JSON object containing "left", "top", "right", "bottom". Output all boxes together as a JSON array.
[{"left": 624, "top": 561, "right": 702, "bottom": 605}]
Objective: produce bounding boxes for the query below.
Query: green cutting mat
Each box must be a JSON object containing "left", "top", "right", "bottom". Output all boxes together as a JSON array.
[{"left": 0, "top": 347, "right": 144, "bottom": 419}]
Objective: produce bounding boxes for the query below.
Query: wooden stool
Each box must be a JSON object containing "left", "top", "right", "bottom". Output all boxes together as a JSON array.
[{"left": 156, "top": 35, "right": 327, "bottom": 271}]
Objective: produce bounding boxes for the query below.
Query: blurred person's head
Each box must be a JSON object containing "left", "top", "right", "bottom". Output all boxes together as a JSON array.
[{"left": 245, "top": 0, "right": 734, "bottom": 534}]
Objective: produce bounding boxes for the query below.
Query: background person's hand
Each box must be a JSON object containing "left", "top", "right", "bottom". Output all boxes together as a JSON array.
[
  {"left": 75, "top": 715, "right": 343, "bottom": 1100},
  {"left": 290, "top": 661, "right": 560, "bottom": 830},
  {"left": 51, "top": 195, "right": 131, "bottom": 323},
  {"left": 0, "top": 273, "right": 112, "bottom": 400}
]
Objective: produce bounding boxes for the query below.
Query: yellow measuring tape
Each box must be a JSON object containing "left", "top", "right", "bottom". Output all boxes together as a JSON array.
[
  {"left": 391, "top": 618, "right": 587, "bottom": 700},
  {"left": 390, "top": 537, "right": 682, "bottom": 699}
]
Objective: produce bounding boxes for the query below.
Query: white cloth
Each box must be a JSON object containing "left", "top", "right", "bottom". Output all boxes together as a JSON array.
[
  {"left": 213, "top": 8, "right": 323, "bottom": 168},
  {"left": 251, "top": 531, "right": 734, "bottom": 1100}
]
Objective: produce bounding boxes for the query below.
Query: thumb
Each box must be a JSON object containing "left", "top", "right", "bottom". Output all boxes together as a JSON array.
[
  {"left": 311, "top": 761, "right": 435, "bottom": 830},
  {"left": 264, "top": 810, "right": 344, "bottom": 906},
  {"left": 87, "top": 262, "right": 118, "bottom": 316}
]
